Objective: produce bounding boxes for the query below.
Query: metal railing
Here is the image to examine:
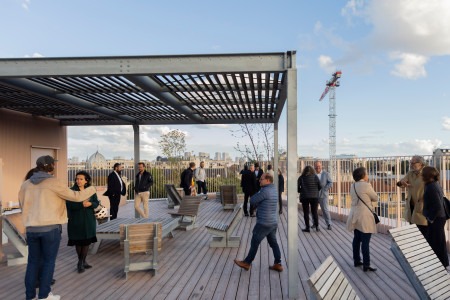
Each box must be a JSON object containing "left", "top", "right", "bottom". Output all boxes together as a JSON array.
[{"left": 68, "top": 154, "right": 449, "bottom": 230}]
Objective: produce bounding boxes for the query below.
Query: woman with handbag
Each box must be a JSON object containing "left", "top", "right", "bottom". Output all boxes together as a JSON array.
[
  {"left": 66, "top": 171, "right": 99, "bottom": 273},
  {"left": 422, "top": 166, "right": 449, "bottom": 268},
  {"left": 346, "top": 167, "right": 379, "bottom": 272}
]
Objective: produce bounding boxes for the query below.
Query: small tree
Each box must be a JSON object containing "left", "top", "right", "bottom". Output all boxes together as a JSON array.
[
  {"left": 230, "top": 123, "right": 276, "bottom": 162},
  {"left": 159, "top": 129, "right": 186, "bottom": 161}
]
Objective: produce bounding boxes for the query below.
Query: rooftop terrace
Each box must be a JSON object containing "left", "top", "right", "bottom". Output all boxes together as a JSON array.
[{"left": 0, "top": 197, "right": 422, "bottom": 300}]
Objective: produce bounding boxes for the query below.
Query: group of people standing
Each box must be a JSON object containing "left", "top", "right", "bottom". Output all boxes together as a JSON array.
[
  {"left": 297, "top": 161, "right": 333, "bottom": 231},
  {"left": 19, "top": 157, "right": 155, "bottom": 300},
  {"left": 346, "top": 155, "right": 449, "bottom": 273},
  {"left": 17, "top": 154, "right": 449, "bottom": 299},
  {"left": 179, "top": 161, "right": 208, "bottom": 197}
]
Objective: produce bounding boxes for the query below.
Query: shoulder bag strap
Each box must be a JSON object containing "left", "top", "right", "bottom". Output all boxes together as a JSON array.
[{"left": 353, "top": 183, "right": 374, "bottom": 213}]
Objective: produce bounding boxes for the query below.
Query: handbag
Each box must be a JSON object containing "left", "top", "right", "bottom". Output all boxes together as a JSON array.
[
  {"left": 443, "top": 196, "right": 450, "bottom": 220},
  {"left": 353, "top": 184, "right": 380, "bottom": 224},
  {"left": 94, "top": 202, "right": 108, "bottom": 220}
]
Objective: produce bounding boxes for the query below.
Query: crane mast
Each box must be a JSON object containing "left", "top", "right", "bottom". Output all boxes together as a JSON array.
[{"left": 319, "top": 71, "right": 341, "bottom": 180}]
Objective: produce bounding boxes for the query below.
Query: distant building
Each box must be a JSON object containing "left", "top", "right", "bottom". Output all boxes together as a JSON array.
[
  {"left": 433, "top": 148, "right": 450, "bottom": 169},
  {"left": 214, "top": 152, "right": 221, "bottom": 161},
  {"left": 86, "top": 151, "right": 108, "bottom": 169},
  {"left": 336, "top": 154, "right": 357, "bottom": 159},
  {"left": 199, "top": 152, "right": 210, "bottom": 159}
]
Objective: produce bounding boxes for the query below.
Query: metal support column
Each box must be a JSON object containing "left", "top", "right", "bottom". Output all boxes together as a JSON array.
[
  {"left": 286, "top": 66, "right": 298, "bottom": 299},
  {"left": 273, "top": 122, "right": 279, "bottom": 190},
  {"left": 133, "top": 124, "right": 140, "bottom": 218}
]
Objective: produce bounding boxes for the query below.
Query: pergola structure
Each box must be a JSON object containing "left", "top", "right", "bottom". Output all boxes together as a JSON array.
[{"left": 0, "top": 52, "right": 299, "bottom": 297}]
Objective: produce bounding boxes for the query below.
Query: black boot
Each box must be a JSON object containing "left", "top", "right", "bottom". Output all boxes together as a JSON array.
[
  {"left": 83, "top": 258, "right": 92, "bottom": 269},
  {"left": 77, "top": 260, "right": 85, "bottom": 273}
]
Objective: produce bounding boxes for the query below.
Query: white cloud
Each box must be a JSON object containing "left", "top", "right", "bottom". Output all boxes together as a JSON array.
[
  {"left": 335, "top": 1, "right": 450, "bottom": 79},
  {"left": 318, "top": 55, "right": 336, "bottom": 74},
  {"left": 341, "top": 0, "right": 365, "bottom": 23},
  {"left": 22, "top": 0, "right": 30, "bottom": 10},
  {"left": 24, "top": 52, "right": 44, "bottom": 58},
  {"left": 389, "top": 52, "right": 428, "bottom": 79},
  {"left": 367, "top": 0, "right": 450, "bottom": 56},
  {"left": 443, "top": 117, "right": 450, "bottom": 130}
]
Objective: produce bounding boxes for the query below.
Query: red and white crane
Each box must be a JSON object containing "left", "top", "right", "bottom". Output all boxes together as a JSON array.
[{"left": 319, "top": 70, "right": 341, "bottom": 179}]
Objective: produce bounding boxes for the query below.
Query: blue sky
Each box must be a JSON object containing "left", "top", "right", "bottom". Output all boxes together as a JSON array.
[{"left": 2, "top": 0, "right": 449, "bottom": 160}]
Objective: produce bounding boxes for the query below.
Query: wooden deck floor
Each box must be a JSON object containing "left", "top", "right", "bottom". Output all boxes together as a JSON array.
[{"left": 0, "top": 198, "right": 418, "bottom": 300}]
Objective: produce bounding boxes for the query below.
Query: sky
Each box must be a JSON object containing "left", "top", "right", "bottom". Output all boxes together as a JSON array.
[{"left": 1, "top": 0, "right": 449, "bottom": 161}]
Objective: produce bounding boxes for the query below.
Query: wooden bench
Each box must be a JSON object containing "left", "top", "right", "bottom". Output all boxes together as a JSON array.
[
  {"left": 2, "top": 212, "right": 28, "bottom": 266},
  {"left": 123, "top": 222, "right": 162, "bottom": 280},
  {"left": 205, "top": 204, "right": 243, "bottom": 247},
  {"left": 389, "top": 224, "right": 450, "bottom": 299},
  {"left": 220, "top": 185, "right": 238, "bottom": 210},
  {"left": 168, "top": 196, "right": 201, "bottom": 231},
  {"left": 165, "top": 184, "right": 182, "bottom": 209},
  {"left": 308, "top": 255, "right": 360, "bottom": 300},
  {"left": 90, "top": 216, "right": 180, "bottom": 254}
]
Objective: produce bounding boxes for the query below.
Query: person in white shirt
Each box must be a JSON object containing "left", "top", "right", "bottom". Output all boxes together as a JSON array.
[{"left": 194, "top": 161, "right": 208, "bottom": 199}]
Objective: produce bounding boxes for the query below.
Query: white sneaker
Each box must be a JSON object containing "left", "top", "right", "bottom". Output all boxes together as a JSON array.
[{"left": 38, "top": 292, "right": 60, "bottom": 300}]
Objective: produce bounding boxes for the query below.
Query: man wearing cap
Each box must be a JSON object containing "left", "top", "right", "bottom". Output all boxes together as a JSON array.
[
  {"left": 103, "top": 163, "right": 127, "bottom": 220},
  {"left": 19, "top": 155, "right": 97, "bottom": 300}
]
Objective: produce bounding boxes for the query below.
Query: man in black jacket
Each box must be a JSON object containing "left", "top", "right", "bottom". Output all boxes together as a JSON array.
[
  {"left": 241, "top": 164, "right": 257, "bottom": 216},
  {"left": 180, "top": 162, "right": 195, "bottom": 196},
  {"left": 103, "top": 163, "right": 126, "bottom": 220},
  {"left": 134, "top": 162, "right": 153, "bottom": 218}
]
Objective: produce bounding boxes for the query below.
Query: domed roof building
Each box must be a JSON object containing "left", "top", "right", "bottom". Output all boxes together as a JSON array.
[{"left": 86, "top": 150, "right": 107, "bottom": 169}]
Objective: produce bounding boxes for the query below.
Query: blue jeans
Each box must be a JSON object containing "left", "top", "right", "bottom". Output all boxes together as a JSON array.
[
  {"left": 352, "top": 229, "right": 372, "bottom": 267},
  {"left": 25, "top": 227, "right": 61, "bottom": 300},
  {"left": 244, "top": 223, "right": 281, "bottom": 264}
]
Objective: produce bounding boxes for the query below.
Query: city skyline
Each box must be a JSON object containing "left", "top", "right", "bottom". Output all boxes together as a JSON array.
[{"left": 2, "top": 0, "right": 449, "bottom": 160}]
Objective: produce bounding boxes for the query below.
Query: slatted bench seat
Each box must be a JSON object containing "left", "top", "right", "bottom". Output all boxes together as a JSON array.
[
  {"left": 168, "top": 196, "right": 201, "bottom": 231},
  {"left": 123, "top": 222, "right": 162, "bottom": 280},
  {"left": 2, "top": 212, "right": 28, "bottom": 266},
  {"left": 90, "top": 216, "right": 179, "bottom": 254},
  {"left": 389, "top": 224, "right": 450, "bottom": 300},
  {"left": 205, "top": 204, "right": 242, "bottom": 247},
  {"left": 308, "top": 255, "right": 360, "bottom": 300},
  {"left": 165, "top": 184, "right": 182, "bottom": 209},
  {"left": 220, "top": 185, "right": 238, "bottom": 210}
]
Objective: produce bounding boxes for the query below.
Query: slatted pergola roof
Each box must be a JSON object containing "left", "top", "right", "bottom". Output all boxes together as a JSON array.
[{"left": 0, "top": 52, "right": 295, "bottom": 126}]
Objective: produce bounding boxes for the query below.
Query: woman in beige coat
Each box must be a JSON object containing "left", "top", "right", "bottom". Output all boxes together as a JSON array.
[{"left": 346, "top": 167, "right": 378, "bottom": 272}]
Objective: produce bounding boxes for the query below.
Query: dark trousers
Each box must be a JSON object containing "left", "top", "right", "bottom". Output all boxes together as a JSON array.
[
  {"left": 183, "top": 187, "right": 192, "bottom": 196},
  {"left": 243, "top": 192, "right": 255, "bottom": 215},
  {"left": 302, "top": 198, "right": 319, "bottom": 228},
  {"left": 108, "top": 194, "right": 121, "bottom": 220},
  {"left": 426, "top": 217, "right": 449, "bottom": 267},
  {"left": 196, "top": 181, "right": 207, "bottom": 194},
  {"left": 353, "top": 229, "right": 372, "bottom": 266},
  {"left": 244, "top": 223, "right": 281, "bottom": 265},
  {"left": 278, "top": 192, "right": 283, "bottom": 214}
]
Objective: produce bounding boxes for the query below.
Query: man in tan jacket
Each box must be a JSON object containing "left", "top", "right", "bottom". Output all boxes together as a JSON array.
[
  {"left": 19, "top": 155, "right": 96, "bottom": 300},
  {"left": 397, "top": 155, "right": 427, "bottom": 236}
]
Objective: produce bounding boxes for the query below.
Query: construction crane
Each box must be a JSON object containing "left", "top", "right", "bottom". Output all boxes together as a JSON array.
[{"left": 319, "top": 70, "right": 342, "bottom": 180}]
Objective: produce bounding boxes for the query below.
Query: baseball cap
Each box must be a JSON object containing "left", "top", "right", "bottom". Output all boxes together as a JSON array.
[{"left": 36, "top": 155, "right": 57, "bottom": 166}]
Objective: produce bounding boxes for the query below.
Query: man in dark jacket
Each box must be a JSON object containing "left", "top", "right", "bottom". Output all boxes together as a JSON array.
[
  {"left": 180, "top": 162, "right": 195, "bottom": 196},
  {"left": 103, "top": 163, "right": 126, "bottom": 220},
  {"left": 134, "top": 162, "right": 153, "bottom": 218},
  {"left": 241, "top": 164, "right": 257, "bottom": 216},
  {"left": 234, "top": 173, "right": 283, "bottom": 272}
]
